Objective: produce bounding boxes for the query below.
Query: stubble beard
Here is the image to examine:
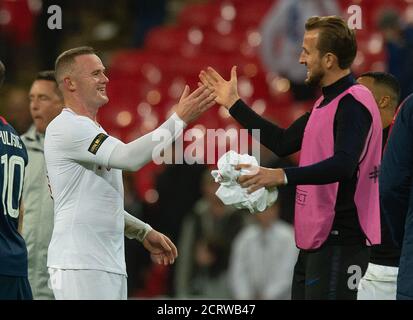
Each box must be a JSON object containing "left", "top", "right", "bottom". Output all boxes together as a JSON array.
[{"left": 305, "top": 68, "right": 325, "bottom": 88}]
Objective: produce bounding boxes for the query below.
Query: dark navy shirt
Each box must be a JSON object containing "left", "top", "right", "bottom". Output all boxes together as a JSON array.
[
  {"left": 380, "top": 94, "right": 413, "bottom": 247},
  {"left": 0, "top": 116, "right": 28, "bottom": 277},
  {"left": 380, "top": 94, "right": 413, "bottom": 298},
  {"left": 230, "top": 74, "right": 373, "bottom": 245},
  {"left": 370, "top": 126, "right": 401, "bottom": 267}
]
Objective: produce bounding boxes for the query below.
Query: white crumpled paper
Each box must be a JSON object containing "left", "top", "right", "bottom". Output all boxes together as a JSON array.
[{"left": 211, "top": 150, "right": 278, "bottom": 213}]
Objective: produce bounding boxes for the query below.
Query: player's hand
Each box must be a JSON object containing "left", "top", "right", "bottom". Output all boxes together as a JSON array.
[
  {"left": 199, "top": 66, "right": 240, "bottom": 110},
  {"left": 173, "top": 84, "right": 216, "bottom": 124},
  {"left": 236, "top": 164, "right": 286, "bottom": 193},
  {"left": 143, "top": 230, "right": 178, "bottom": 266}
]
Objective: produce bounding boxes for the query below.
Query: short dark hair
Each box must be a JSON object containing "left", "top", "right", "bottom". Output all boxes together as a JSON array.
[
  {"left": 55, "top": 46, "right": 96, "bottom": 83},
  {"left": 34, "top": 70, "right": 63, "bottom": 99},
  {"left": 36, "top": 70, "right": 57, "bottom": 82},
  {"left": 305, "top": 16, "right": 357, "bottom": 69},
  {"left": 0, "top": 60, "right": 5, "bottom": 88},
  {"left": 359, "top": 71, "right": 401, "bottom": 104}
]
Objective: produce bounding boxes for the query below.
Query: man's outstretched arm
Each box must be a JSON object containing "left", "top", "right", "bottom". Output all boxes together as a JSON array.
[
  {"left": 57, "top": 85, "right": 215, "bottom": 171},
  {"left": 108, "top": 85, "right": 215, "bottom": 171},
  {"left": 200, "top": 66, "right": 307, "bottom": 156}
]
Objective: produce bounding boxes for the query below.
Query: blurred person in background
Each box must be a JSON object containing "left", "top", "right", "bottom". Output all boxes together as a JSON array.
[
  {"left": 21, "top": 70, "right": 63, "bottom": 300},
  {"left": 174, "top": 170, "right": 246, "bottom": 298},
  {"left": 228, "top": 202, "right": 298, "bottom": 300},
  {"left": 260, "top": 0, "right": 340, "bottom": 102},
  {"left": 356, "top": 72, "right": 401, "bottom": 300},
  {"left": 378, "top": 9, "right": 413, "bottom": 100}
]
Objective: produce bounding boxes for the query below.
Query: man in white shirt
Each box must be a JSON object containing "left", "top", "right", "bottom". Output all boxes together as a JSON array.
[
  {"left": 228, "top": 203, "right": 298, "bottom": 300},
  {"left": 45, "top": 46, "right": 216, "bottom": 300}
]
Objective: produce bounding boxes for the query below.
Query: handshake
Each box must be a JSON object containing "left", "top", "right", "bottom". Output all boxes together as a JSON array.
[{"left": 175, "top": 66, "right": 288, "bottom": 200}]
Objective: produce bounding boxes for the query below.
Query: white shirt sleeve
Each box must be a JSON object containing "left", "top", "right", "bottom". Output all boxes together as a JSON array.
[
  {"left": 107, "top": 113, "right": 186, "bottom": 171},
  {"left": 50, "top": 115, "right": 121, "bottom": 167},
  {"left": 49, "top": 111, "right": 186, "bottom": 171}
]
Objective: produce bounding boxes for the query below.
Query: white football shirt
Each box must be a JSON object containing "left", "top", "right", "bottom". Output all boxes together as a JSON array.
[{"left": 44, "top": 108, "right": 126, "bottom": 275}]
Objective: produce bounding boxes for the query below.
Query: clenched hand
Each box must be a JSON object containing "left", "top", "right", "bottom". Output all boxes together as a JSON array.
[{"left": 236, "top": 164, "right": 286, "bottom": 193}]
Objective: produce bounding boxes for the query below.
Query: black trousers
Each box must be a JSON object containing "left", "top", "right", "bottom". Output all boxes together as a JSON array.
[
  {"left": 292, "top": 244, "right": 369, "bottom": 300},
  {"left": 0, "top": 275, "right": 33, "bottom": 300}
]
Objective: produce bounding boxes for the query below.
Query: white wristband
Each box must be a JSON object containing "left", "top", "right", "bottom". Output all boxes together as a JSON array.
[{"left": 124, "top": 211, "right": 153, "bottom": 242}]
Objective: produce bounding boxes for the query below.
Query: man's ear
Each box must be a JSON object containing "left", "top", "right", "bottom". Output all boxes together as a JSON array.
[
  {"left": 63, "top": 77, "right": 75, "bottom": 91},
  {"left": 378, "top": 95, "right": 390, "bottom": 109},
  {"left": 324, "top": 53, "right": 336, "bottom": 69}
]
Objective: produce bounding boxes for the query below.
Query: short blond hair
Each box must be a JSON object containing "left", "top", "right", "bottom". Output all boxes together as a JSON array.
[{"left": 55, "top": 46, "right": 96, "bottom": 84}]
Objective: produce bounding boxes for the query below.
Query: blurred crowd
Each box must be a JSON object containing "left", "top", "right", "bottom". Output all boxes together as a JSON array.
[{"left": 1, "top": 0, "right": 413, "bottom": 299}]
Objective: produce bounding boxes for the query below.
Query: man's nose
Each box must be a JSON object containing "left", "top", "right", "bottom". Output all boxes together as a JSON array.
[
  {"left": 30, "top": 100, "right": 39, "bottom": 111},
  {"left": 101, "top": 73, "right": 109, "bottom": 83}
]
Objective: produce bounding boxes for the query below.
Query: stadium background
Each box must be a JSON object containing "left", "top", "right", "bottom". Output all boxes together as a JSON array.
[{"left": 0, "top": 0, "right": 412, "bottom": 299}]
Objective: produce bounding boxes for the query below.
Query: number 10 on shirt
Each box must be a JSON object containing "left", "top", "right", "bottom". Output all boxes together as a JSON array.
[{"left": 1, "top": 154, "right": 24, "bottom": 218}]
